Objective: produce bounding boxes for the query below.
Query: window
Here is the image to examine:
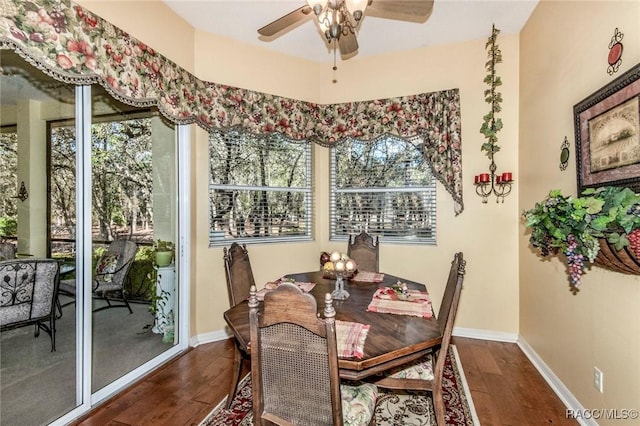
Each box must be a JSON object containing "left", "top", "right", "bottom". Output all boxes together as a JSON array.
[
  {"left": 331, "top": 136, "right": 436, "bottom": 243},
  {"left": 208, "top": 130, "right": 313, "bottom": 244}
]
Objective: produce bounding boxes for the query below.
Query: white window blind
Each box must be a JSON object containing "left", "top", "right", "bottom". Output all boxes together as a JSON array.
[
  {"left": 208, "top": 130, "right": 313, "bottom": 244},
  {"left": 331, "top": 136, "right": 436, "bottom": 244}
]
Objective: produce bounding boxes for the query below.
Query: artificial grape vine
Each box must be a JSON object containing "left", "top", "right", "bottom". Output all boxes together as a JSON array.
[
  {"left": 480, "top": 24, "right": 503, "bottom": 158},
  {"left": 524, "top": 187, "right": 640, "bottom": 289},
  {"left": 565, "top": 235, "right": 585, "bottom": 287},
  {"left": 628, "top": 229, "right": 640, "bottom": 258}
]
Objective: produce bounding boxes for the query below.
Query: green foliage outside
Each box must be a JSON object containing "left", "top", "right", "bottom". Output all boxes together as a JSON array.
[
  {"left": 0, "top": 217, "right": 17, "bottom": 237},
  {"left": 54, "top": 245, "right": 156, "bottom": 302}
]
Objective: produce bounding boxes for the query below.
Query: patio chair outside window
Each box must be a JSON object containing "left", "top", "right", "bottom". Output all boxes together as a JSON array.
[
  {"left": 0, "top": 259, "right": 60, "bottom": 351},
  {"left": 58, "top": 240, "right": 137, "bottom": 314}
]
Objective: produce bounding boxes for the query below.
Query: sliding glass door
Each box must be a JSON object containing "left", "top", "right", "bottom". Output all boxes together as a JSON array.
[
  {"left": 1, "top": 50, "right": 187, "bottom": 425},
  {"left": 87, "top": 87, "right": 179, "bottom": 392},
  {"left": 1, "top": 49, "right": 79, "bottom": 426}
]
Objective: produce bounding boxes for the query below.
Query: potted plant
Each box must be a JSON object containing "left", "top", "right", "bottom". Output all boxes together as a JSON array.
[
  {"left": 154, "top": 239, "right": 175, "bottom": 267},
  {"left": 523, "top": 186, "right": 640, "bottom": 287}
]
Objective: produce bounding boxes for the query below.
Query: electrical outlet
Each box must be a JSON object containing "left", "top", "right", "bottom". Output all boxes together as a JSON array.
[{"left": 594, "top": 367, "right": 604, "bottom": 393}]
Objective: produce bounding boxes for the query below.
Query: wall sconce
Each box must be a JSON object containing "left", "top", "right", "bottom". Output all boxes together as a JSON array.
[
  {"left": 475, "top": 24, "right": 514, "bottom": 204},
  {"left": 473, "top": 161, "right": 513, "bottom": 203},
  {"left": 14, "top": 181, "right": 28, "bottom": 202}
]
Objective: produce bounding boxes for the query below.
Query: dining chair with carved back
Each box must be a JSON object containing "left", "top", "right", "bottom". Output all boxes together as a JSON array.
[
  {"left": 248, "top": 282, "right": 378, "bottom": 426},
  {"left": 222, "top": 242, "right": 256, "bottom": 408},
  {"left": 347, "top": 231, "right": 379, "bottom": 273},
  {"left": 369, "top": 251, "right": 466, "bottom": 426}
]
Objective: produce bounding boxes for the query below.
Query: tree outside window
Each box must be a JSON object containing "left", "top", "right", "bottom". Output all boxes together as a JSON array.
[
  {"left": 331, "top": 137, "right": 436, "bottom": 243},
  {"left": 208, "top": 130, "right": 312, "bottom": 244}
]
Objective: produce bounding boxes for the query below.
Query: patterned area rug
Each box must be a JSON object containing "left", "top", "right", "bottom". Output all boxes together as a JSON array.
[{"left": 200, "top": 346, "right": 478, "bottom": 426}]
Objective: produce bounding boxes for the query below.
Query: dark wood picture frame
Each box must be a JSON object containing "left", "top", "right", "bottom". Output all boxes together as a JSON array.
[{"left": 574, "top": 63, "right": 640, "bottom": 194}]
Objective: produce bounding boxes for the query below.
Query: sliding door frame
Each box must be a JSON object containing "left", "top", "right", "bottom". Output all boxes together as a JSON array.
[{"left": 51, "top": 86, "right": 191, "bottom": 425}]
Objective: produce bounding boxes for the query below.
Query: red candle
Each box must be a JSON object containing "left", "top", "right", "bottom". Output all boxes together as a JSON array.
[
  {"left": 502, "top": 172, "right": 513, "bottom": 182},
  {"left": 474, "top": 175, "right": 480, "bottom": 184},
  {"left": 496, "top": 175, "right": 502, "bottom": 184},
  {"left": 479, "top": 173, "right": 490, "bottom": 183}
]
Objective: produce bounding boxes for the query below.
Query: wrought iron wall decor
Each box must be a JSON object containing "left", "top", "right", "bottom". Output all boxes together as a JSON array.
[
  {"left": 474, "top": 24, "right": 514, "bottom": 203},
  {"left": 560, "top": 137, "right": 570, "bottom": 171},
  {"left": 607, "top": 27, "right": 624, "bottom": 76},
  {"left": 13, "top": 181, "right": 28, "bottom": 202}
]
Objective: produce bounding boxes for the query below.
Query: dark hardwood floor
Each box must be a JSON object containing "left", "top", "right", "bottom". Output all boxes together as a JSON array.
[{"left": 70, "top": 337, "right": 577, "bottom": 425}]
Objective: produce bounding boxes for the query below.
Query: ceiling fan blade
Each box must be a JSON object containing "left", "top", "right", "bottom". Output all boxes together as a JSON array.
[
  {"left": 258, "top": 5, "right": 314, "bottom": 38},
  {"left": 367, "top": 0, "right": 434, "bottom": 23},
  {"left": 339, "top": 31, "right": 359, "bottom": 56}
]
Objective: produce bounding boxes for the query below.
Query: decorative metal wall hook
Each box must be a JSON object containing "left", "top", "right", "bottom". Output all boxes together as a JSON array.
[
  {"left": 14, "top": 181, "right": 28, "bottom": 202},
  {"left": 607, "top": 27, "right": 624, "bottom": 75},
  {"left": 560, "top": 137, "right": 570, "bottom": 171}
]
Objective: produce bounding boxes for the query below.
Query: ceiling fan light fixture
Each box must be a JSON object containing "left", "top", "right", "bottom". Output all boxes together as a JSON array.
[
  {"left": 307, "top": 0, "right": 328, "bottom": 15},
  {"left": 330, "top": 22, "right": 342, "bottom": 39},
  {"left": 312, "top": 0, "right": 365, "bottom": 43},
  {"left": 345, "top": 0, "right": 368, "bottom": 19},
  {"left": 317, "top": 8, "right": 334, "bottom": 33}
]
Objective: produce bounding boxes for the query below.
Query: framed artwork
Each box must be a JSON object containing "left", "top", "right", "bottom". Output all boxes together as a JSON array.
[{"left": 574, "top": 62, "right": 640, "bottom": 193}]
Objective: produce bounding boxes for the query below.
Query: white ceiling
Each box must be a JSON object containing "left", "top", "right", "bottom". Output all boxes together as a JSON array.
[{"left": 162, "top": 0, "right": 539, "bottom": 63}]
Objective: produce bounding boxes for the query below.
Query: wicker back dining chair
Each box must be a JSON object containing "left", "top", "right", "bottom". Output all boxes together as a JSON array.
[
  {"left": 58, "top": 240, "right": 138, "bottom": 314},
  {"left": 222, "top": 242, "right": 256, "bottom": 408},
  {"left": 223, "top": 242, "right": 256, "bottom": 307},
  {"left": 347, "top": 231, "right": 379, "bottom": 273},
  {"left": 249, "top": 283, "right": 378, "bottom": 426},
  {"left": 371, "top": 252, "right": 466, "bottom": 426}
]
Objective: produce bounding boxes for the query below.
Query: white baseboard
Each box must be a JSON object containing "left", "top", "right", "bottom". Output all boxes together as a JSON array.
[
  {"left": 192, "top": 327, "right": 592, "bottom": 425},
  {"left": 453, "top": 326, "right": 518, "bottom": 343},
  {"left": 517, "top": 337, "right": 597, "bottom": 426},
  {"left": 190, "top": 329, "right": 231, "bottom": 347}
]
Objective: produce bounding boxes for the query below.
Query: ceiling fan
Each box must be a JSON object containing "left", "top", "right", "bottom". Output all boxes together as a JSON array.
[{"left": 258, "top": 0, "right": 434, "bottom": 58}]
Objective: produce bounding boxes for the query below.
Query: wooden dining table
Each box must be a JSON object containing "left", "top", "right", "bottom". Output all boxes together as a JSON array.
[{"left": 223, "top": 270, "right": 442, "bottom": 381}]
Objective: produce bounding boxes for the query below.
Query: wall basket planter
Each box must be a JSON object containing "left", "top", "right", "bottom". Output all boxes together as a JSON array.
[{"left": 594, "top": 239, "right": 640, "bottom": 274}]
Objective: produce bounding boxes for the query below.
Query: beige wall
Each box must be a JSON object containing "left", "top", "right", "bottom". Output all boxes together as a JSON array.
[
  {"left": 74, "top": 0, "right": 640, "bottom": 419},
  {"left": 519, "top": 0, "right": 640, "bottom": 423}
]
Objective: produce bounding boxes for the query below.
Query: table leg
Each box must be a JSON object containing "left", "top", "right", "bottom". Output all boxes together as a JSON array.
[{"left": 226, "top": 340, "right": 244, "bottom": 409}]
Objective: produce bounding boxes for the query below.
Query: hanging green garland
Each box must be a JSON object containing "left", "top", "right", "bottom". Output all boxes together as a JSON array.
[{"left": 480, "top": 24, "right": 503, "bottom": 158}]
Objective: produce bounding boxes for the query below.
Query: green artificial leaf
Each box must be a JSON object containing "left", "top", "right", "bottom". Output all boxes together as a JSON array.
[
  {"left": 590, "top": 215, "right": 611, "bottom": 231},
  {"left": 584, "top": 197, "right": 605, "bottom": 214}
]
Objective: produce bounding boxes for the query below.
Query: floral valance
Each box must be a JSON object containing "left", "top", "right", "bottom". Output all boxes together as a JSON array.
[{"left": 0, "top": 0, "right": 463, "bottom": 214}]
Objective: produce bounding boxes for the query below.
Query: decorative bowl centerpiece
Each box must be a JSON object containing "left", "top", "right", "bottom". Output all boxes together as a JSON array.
[
  {"left": 320, "top": 251, "right": 357, "bottom": 300},
  {"left": 320, "top": 251, "right": 356, "bottom": 280}
]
